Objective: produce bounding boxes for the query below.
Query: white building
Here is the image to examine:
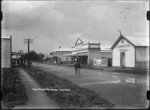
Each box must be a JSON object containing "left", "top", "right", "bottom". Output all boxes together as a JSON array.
[
  {"left": 1, "top": 36, "right": 12, "bottom": 68},
  {"left": 111, "top": 35, "right": 149, "bottom": 69},
  {"left": 50, "top": 47, "right": 72, "bottom": 64}
]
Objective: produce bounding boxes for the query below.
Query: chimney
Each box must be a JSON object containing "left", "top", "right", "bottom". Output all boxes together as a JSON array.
[{"left": 59, "top": 46, "right": 61, "bottom": 49}]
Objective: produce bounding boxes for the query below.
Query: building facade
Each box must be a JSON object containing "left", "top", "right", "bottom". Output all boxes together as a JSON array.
[
  {"left": 50, "top": 47, "right": 72, "bottom": 64},
  {"left": 111, "top": 35, "right": 149, "bottom": 69},
  {"left": 1, "top": 36, "right": 12, "bottom": 68},
  {"left": 65, "top": 38, "right": 101, "bottom": 66}
]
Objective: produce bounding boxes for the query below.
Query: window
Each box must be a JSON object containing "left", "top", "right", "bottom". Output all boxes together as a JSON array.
[{"left": 121, "top": 39, "right": 124, "bottom": 43}]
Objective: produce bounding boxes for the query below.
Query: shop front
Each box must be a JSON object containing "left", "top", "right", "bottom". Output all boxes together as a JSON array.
[{"left": 64, "top": 38, "right": 101, "bottom": 66}]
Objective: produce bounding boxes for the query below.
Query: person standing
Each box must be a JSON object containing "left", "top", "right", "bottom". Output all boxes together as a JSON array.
[
  {"left": 76, "top": 57, "right": 81, "bottom": 74},
  {"left": 74, "top": 58, "right": 78, "bottom": 74},
  {"left": 74, "top": 57, "right": 81, "bottom": 74}
]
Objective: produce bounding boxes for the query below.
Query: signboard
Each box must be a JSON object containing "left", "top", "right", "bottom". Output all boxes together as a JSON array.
[
  {"left": 89, "top": 44, "right": 99, "bottom": 48},
  {"left": 75, "top": 45, "right": 83, "bottom": 50},
  {"left": 116, "top": 44, "right": 130, "bottom": 48},
  {"left": 118, "top": 49, "right": 128, "bottom": 52},
  {"left": 93, "top": 58, "right": 108, "bottom": 66}
]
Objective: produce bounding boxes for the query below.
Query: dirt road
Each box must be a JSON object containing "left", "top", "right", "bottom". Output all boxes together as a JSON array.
[
  {"left": 14, "top": 68, "right": 60, "bottom": 109},
  {"left": 32, "top": 63, "right": 149, "bottom": 109}
]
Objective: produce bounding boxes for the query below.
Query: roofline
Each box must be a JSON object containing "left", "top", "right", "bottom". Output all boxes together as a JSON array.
[
  {"left": 75, "top": 38, "right": 84, "bottom": 46},
  {"left": 1, "top": 35, "right": 11, "bottom": 39},
  {"left": 111, "top": 35, "right": 136, "bottom": 49},
  {"left": 54, "top": 50, "right": 72, "bottom": 52},
  {"left": 1, "top": 38, "right": 11, "bottom": 39},
  {"left": 122, "top": 36, "right": 136, "bottom": 47},
  {"left": 111, "top": 35, "right": 122, "bottom": 49},
  {"left": 135, "top": 46, "right": 149, "bottom": 47}
]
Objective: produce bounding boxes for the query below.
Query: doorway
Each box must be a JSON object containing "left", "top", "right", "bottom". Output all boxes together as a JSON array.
[{"left": 120, "top": 52, "right": 125, "bottom": 67}]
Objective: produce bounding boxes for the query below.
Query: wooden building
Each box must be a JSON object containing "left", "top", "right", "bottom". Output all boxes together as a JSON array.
[
  {"left": 111, "top": 34, "right": 149, "bottom": 69},
  {"left": 50, "top": 47, "right": 72, "bottom": 64},
  {"left": 65, "top": 38, "right": 101, "bottom": 66},
  {"left": 1, "top": 36, "right": 12, "bottom": 68}
]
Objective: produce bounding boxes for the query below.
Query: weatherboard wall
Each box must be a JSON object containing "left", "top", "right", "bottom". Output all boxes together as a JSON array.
[
  {"left": 112, "top": 37, "right": 135, "bottom": 67},
  {"left": 1, "top": 38, "right": 11, "bottom": 68}
]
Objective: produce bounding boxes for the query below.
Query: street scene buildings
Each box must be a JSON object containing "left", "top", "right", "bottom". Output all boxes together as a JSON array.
[
  {"left": 1, "top": 0, "right": 149, "bottom": 109},
  {"left": 49, "top": 35, "right": 149, "bottom": 69},
  {"left": 111, "top": 34, "right": 149, "bottom": 69}
]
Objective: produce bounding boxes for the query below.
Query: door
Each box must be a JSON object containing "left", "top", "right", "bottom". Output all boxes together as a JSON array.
[{"left": 120, "top": 52, "right": 125, "bottom": 67}]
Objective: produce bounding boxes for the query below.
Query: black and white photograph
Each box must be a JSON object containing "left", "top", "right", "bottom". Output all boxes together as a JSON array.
[{"left": 1, "top": 0, "right": 149, "bottom": 109}]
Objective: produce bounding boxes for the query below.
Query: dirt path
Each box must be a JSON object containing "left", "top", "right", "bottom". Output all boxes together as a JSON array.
[
  {"left": 14, "top": 68, "right": 60, "bottom": 109},
  {"left": 32, "top": 63, "right": 148, "bottom": 109}
]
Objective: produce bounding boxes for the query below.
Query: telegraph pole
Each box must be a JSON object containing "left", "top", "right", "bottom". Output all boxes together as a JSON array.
[
  {"left": 24, "top": 38, "right": 33, "bottom": 68},
  {"left": 18, "top": 50, "right": 23, "bottom": 65}
]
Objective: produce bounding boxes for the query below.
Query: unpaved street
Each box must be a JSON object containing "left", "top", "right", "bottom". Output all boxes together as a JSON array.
[
  {"left": 14, "top": 68, "right": 60, "bottom": 109},
  {"left": 32, "top": 63, "right": 149, "bottom": 109}
]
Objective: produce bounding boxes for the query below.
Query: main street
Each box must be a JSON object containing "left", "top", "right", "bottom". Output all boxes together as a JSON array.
[{"left": 32, "top": 63, "right": 149, "bottom": 109}]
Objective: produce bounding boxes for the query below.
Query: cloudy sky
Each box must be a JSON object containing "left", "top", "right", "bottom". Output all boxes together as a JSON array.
[{"left": 2, "top": 0, "right": 149, "bottom": 54}]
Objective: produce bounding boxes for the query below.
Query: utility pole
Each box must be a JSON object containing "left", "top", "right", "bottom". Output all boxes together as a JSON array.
[
  {"left": 24, "top": 38, "right": 33, "bottom": 68},
  {"left": 18, "top": 50, "right": 24, "bottom": 65}
]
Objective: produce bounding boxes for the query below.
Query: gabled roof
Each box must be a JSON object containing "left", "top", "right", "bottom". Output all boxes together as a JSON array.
[
  {"left": 111, "top": 35, "right": 149, "bottom": 49},
  {"left": 75, "top": 38, "right": 84, "bottom": 46},
  {"left": 125, "top": 36, "right": 149, "bottom": 46}
]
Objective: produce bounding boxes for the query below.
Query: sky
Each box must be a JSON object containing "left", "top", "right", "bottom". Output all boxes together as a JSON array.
[{"left": 2, "top": 0, "right": 149, "bottom": 54}]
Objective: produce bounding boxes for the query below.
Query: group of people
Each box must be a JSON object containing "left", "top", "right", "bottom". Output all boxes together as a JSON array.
[{"left": 74, "top": 56, "right": 81, "bottom": 74}]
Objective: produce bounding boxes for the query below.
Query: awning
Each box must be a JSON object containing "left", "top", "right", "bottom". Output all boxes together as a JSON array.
[
  {"left": 77, "top": 52, "right": 88, "bottom": 56},
  {"left": 63, "top": 52, "right": 88, "bottom": 57},
  {"left": 63, "top": 53, "right": 76, "bottom": 57}
]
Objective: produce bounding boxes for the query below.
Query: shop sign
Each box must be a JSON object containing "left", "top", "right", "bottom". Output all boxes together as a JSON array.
[
  {"left": 116, "top": 44, "right": 130, "bottom": 48},
  {"left": 75, "top": 45, "right": 83, "bottom": 50},
  {"left": 118, "top": 49, "right": 128, "bottom": 52},
  {"left": 93, "top": 58, "right": 107, "bottom": 66},
  {"left": 89, "top": 44, "right": 99, "bottom": 48}
]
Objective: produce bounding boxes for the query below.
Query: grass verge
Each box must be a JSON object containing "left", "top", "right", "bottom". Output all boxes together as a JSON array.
[
  {"left": 24, "top": 66, "right": 114, "bottom": 109},
  {"left": 1, "top": 68, "right": 28, "bottom": 109}
]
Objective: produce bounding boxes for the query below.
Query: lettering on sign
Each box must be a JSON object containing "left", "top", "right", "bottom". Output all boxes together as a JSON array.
[
  {"left": 116, "top": 44, "right": 130, "bottom": 48},
  {"left": 89, "top": 44, "right": 99, "bottom": 48},
  {"left": 118, "top": 49, "right": 128, "bottom": 52},
  {"left": 75, "top": 45, "right": 83, "bottom": 50}
]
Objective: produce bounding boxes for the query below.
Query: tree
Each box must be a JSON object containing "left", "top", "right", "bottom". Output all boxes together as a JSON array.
[
  {"left": 28, "top": 51, "right": 39, "bottom": 61},
  {"left": 37, "top": 53, "right": 44, "bottom": 62},
  {"left": 21, "top": 51, "right": 45, "bottom": 63}
]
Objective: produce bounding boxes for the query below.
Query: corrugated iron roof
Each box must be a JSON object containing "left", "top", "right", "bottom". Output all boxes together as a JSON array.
[
  {"left": 100, "top": 46, "right": 111, "bottom": 50},
  {"left": 1, "top": 36, "right": 11, "bottom": 39},
  {"left": 125, "top": 36, "right": 149, "bottom": 46},
  {"left": 111, "top": 35, "right": 149, "bottom": 49}
]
